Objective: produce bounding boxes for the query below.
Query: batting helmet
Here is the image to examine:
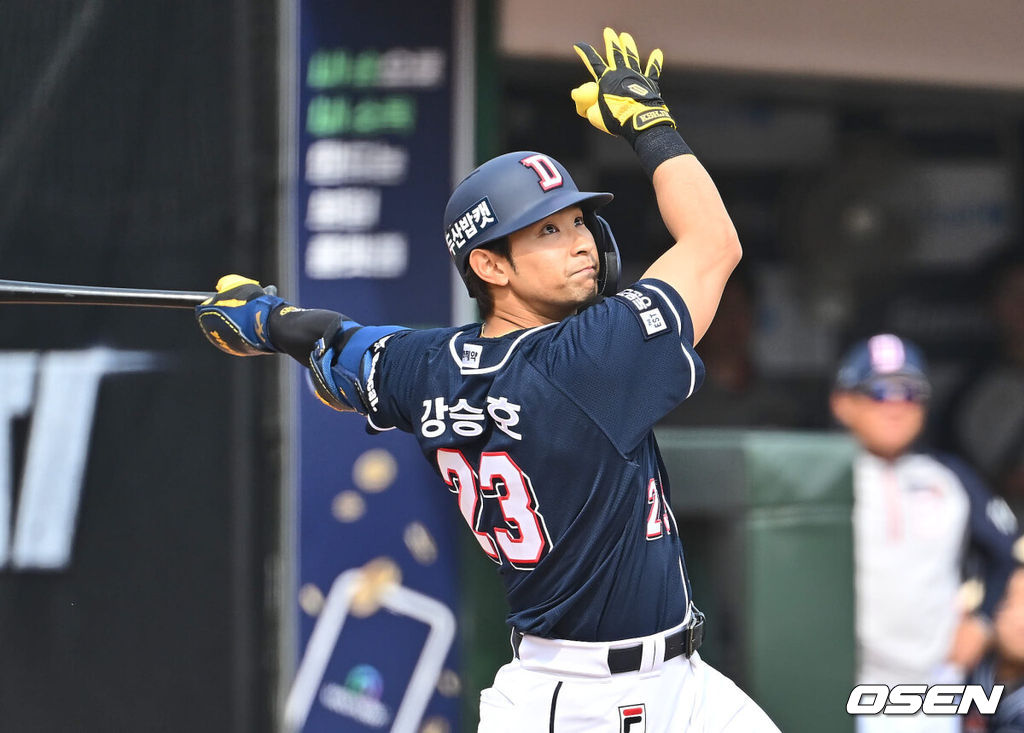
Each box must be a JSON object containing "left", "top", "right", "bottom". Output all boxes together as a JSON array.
[{"left": 443, "top": 151, "right": 620, "bottom": 296}]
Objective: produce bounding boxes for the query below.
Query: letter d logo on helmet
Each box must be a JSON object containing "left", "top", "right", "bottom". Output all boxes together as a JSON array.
[{"left": 443, "top": 151, "right": 621, "bottom": 296}]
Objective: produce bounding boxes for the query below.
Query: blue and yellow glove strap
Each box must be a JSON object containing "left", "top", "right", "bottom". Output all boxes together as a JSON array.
[{"left": 196, "top": 275, "right": 286, "bottom": 356}]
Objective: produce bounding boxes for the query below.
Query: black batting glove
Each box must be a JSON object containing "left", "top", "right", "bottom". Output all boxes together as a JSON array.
[{"left": 571, "top": 28, "right": 675, "bottom": 148}]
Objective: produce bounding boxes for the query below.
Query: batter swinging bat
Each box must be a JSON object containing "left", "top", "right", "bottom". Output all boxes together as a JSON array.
[{"left": 0, "top": 279, "right": 275, "bottom": 308}]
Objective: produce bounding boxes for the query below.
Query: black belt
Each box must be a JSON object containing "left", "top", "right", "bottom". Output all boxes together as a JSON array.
[{"left": 513, "top": 610, "right": 705, "bottom": 675}]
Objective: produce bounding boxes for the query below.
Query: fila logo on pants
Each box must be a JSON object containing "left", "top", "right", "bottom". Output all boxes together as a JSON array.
[{"left": 619, "top": 703, "right": 646, "bottom": 733}]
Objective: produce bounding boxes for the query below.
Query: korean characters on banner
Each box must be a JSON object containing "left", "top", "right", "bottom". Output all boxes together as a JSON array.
[
  {"left": 299, "top": 1, "right": 454, "bottom": 324},
  {"left": 290, "top": 1, "right": 461, "bottom": 732}
]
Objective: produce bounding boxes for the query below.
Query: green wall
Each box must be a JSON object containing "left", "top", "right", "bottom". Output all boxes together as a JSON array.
[{"left": 663, "top": 429, "right": 857, "bottom": 732}]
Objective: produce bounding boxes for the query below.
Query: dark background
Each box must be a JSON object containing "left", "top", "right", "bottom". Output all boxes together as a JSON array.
[
  {"left": 502, "top": 61, "right": 1024, "bottom": 432},
  {"left": 1, "top": 1, "right": 1022, "bottom": 730},
  {"left": 0, "top": 1, "right": 280, "bottom": 731}
]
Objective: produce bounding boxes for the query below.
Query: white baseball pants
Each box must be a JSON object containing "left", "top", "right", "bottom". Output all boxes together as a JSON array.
[{"left": 478, "top": 621, "right": 780, "bottom": 732}]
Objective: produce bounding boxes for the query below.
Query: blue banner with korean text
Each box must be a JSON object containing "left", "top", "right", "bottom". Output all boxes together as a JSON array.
[{"left": 287, "top": 2, "right": 462, "bottom": 731}]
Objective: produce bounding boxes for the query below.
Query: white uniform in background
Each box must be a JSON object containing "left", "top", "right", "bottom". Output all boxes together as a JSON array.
[{"left": 853, "top": 450, "right": 1019, "bottom": 733}]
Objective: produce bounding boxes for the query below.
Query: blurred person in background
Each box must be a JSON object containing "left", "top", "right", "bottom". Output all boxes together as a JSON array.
[
  {"left": 660, "top": 263, "right": 807, "bottom": 429},
  {"left": 831, "top": 333, "right": 1021, "bottom": 732},
  {"left": 943, "top": 248, "right": 1024, "bottom": 519},
  {"left": 965, "top": 568, "right": 1024, "bottom": 732}
]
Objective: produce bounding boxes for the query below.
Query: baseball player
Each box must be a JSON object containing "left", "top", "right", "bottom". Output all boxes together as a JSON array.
[
  {"left": 965, "top": 568, "right": 1024, "bottom": 733},
  {"left": 196, "top": 28, "right": 779, "bottom": 731},
  {"left": 832, "top": 334, "right": 1022, "bottom": 732}
]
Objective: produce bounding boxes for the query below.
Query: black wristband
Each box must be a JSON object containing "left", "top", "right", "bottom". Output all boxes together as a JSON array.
[
  {"left": 268, "top": 305, "right": 343, "bottom": 364},
  {"left": 633, "top": 125, "right": 693, "bottom": 179}
]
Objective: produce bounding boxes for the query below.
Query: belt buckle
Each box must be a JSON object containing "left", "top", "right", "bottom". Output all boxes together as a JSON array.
[{"left": 684, "top": 609, "right": 705, "bottom": 657}]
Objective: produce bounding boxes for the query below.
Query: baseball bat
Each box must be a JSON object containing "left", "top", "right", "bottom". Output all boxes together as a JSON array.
[{"left": 0, "top": 278, "right": 217, "bottom": 309}]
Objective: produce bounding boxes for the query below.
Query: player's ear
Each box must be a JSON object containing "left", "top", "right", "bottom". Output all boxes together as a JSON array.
[
  {"left": 469, "top": 248, "right": 511, "bottom": 287},
  {"left": 830, "top": 391, "right": 855, "bottom": 428}
]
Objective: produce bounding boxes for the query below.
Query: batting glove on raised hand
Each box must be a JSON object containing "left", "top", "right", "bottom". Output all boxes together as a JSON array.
[
  {"left": 195, "top": 274, "right": 285, "bottom": 356},
  {"left": 571, "top": 28, "right": 674, "bottom": 147}
]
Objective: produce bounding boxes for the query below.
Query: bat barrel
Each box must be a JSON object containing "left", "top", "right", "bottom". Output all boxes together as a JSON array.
[{"left": 0, "top": 279, "right": 214, "bottom": 309}]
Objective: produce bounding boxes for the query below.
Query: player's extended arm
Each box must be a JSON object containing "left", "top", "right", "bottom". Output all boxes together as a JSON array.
[
  {"left": 195, "top": 274, "right": 405, "bottom": 413},
  {"left": 572, "top": 28, "right": 741, "bottom": 345}
]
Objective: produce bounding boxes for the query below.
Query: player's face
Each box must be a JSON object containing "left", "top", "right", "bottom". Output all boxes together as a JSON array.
[
  {"left": 830, "top": 390, "right": 926, "bottom": 460},
  {"left": 505, "top": 206, "right": 599, "bottom": 319}
]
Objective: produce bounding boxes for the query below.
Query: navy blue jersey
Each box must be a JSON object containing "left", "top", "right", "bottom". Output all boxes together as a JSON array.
[
  {"left": 361, "top": 279, "right": 704, "bottom": 642},
  {"left": 939, "top": 453, "right": 1021, "bottom": 619},
  {"left": 966, "top": 657, "right": 1024, "bottom": 732}
]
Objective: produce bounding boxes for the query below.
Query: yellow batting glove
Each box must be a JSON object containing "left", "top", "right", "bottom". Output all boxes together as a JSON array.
[
  {"left": 572, "top": 28, "right": 674, "bottom": 146},
  {"left": 212, "top": 274, "right": 261, "bottom": 295},
  {"left": 570, "top": 81, "right": 608, "bottom": 134}
]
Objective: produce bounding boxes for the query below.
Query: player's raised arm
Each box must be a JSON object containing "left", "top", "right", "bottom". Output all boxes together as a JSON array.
[{"left": 572, "top": 28, "right": 741, "bottom": 345}]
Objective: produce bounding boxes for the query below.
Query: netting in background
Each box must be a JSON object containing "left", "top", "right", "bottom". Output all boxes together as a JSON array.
[
  {"left": 0, "top": 2, "right": 280, "bottom": 731},
  {"left": 0, "top": 0, "right": 277, "bottom": 294}
]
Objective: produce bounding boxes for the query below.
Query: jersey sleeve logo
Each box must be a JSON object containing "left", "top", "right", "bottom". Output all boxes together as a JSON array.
[
  {"left": 640, "top": 308, "right": 667, "bottom": 336},
  {"left": 363, "top": 334, "right": 395, "bottom": 414},
  {"left": 519, "top": 153, "right": 564, "bottom": 191},
  {"left": 616, "top": 288, "right": 671, "bottom": 340}
]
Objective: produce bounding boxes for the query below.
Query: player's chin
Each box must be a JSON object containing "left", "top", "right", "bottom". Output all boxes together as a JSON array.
[{"left": 571, "top": 281, "right": 601, "bottom": 309}]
